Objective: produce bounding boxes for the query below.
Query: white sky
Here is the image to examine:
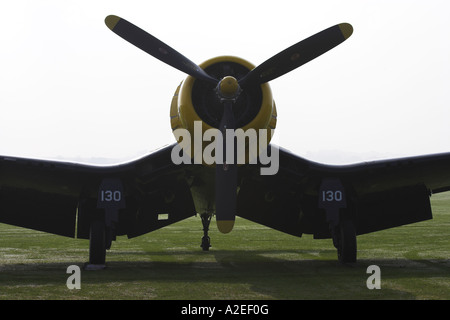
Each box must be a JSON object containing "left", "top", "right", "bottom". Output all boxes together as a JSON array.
[{"left": 1, "top": 0, "right": 449, "bottom": 164}]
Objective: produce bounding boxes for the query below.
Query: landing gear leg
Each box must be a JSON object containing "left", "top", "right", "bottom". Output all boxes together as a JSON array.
[{"left": 200, "top": 213, "right": 212, "bottom": 251}]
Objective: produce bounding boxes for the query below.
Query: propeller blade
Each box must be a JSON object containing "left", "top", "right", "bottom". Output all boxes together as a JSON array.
[
  {"left": 105, "top": 15, "right": 218, "bottom": 84},
  {"left": 215, "top": 101, "right": 237, "bottom": 233},
  {"left": 238, "top": 23, "right": 353, "bottom": 87}
]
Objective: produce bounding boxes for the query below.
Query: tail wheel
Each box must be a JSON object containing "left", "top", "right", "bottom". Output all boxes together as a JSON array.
[{"left": 201, "top": 236, "right": 211, "bottom": 251}]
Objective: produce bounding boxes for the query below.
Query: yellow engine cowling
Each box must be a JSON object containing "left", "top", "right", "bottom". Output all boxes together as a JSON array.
[{"left": 170, "top": 56, "right": 277, "bottom": 165}]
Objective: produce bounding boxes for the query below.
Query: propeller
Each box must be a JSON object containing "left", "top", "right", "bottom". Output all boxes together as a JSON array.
[
  {"left": 238, "top": 23, "right": 353, "bottom": 87},
  {"left": 104, "top": 15, "right": 353, "bottom": 233},
  {"left": 105, "top": 15, "right": 218, "bottom": 84}
]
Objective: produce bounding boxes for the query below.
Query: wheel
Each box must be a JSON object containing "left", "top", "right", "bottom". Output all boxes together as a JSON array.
[
  {"left": 337, "top": 220, "right": 357, "bottom": 264},
  {"left": 89, "top": 220, "right": 106, "bottom": 265},
  {"left": 201, "top": 235, "right": 211, "bottom": 251}
]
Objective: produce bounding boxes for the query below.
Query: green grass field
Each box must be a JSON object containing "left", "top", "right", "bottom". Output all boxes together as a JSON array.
[{"left": 0, "top": 192, "right": 449, "bottom": 300}]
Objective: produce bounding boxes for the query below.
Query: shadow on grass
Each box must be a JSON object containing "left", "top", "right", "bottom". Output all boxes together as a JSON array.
[{"left": 1, "top": 249, "right": 448, "bottom": 299}]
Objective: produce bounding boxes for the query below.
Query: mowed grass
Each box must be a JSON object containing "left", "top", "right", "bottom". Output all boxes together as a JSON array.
[{"left": 0, "top": 193, "right": 449, "bottom": 300}]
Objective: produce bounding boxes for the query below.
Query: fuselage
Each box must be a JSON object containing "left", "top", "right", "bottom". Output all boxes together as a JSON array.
[{"left": 169, "top": 56, "right": 278, "bottom": 215}]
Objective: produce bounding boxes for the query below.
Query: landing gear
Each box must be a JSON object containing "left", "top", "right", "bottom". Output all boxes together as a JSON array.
[
  {"left": 332, "top": 219, "right": 357, "bottom": 264},
  {"left": 200, "top": 213, "right": 212, "bottom": 251},
  {"left": 319, "top": 178, "right": 357, "bottom": 264},
  {"left": 86, "top": 220, "right": 107, "bottom": 269},
  {"left": 84, "top": 178, "right": 124, "bottom": 269}
]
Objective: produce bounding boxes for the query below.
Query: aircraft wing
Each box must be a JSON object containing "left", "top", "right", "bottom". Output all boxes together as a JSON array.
[
  {"left": 237, "top": 145, "right": 450, "bottom": 239},
  {"left": 0, "top": 144, "right": 197, "bottom": 239}
]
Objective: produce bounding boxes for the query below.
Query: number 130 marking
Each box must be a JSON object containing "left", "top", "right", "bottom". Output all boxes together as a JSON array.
[
  {"left": 322, "top": 190, "right": 343, "bottom": 202},
  {"left": 100, "top": 190, "right": 122, "bottom": 202}
]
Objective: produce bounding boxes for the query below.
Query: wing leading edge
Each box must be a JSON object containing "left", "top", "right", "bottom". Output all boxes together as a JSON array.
[
  {"left": 237, "top": 146, "right": 450, "bottom": 239},
  {"left": 0, "top": 144, "right": 197, "bottom": 238}
]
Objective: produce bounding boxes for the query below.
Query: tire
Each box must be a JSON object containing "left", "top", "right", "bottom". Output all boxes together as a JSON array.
[
  {"left": 338, "top": 220, "right": 357, "bottom": 264},
  {"left": 89, "top": 220, "right": 106, "bottom": 265},
  {"left": 201, "top": 236, "right": 211, "bottom": 251}
]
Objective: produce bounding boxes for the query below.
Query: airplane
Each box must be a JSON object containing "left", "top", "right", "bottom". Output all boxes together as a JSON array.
[{"left": 1, "top": 15, "right": 449, "bottom": 268}]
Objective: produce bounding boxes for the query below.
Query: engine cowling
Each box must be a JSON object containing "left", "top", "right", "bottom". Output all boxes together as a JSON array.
[{"left": 170, "top": 56, "right": 277, "bottom": 165}]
